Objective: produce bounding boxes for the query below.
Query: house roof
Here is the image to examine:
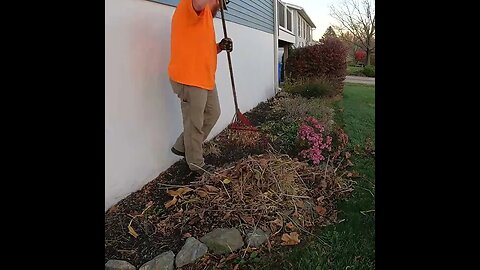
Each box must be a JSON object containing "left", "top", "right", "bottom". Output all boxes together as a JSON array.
[{"left": 284, "top": 2, "right": 316, "bottom": 29}]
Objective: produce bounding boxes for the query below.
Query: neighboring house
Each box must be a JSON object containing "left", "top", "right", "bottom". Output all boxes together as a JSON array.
[
  {"left": 277, "top": 1, "right": 316, "bottom": 48},
  {"left": 277, "top": 0, "right": 316, "bottom": 82},
  {"left": 105, "top": 0, "right": 278, "bottom": 210}
]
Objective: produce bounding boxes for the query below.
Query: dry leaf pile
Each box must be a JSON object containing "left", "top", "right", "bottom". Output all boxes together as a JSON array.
[
  {"left": 152, "top": 153, "right": 354, "bottom": 252},
  {"left": 218, "top": 129, "right": 266, "bottom": 148}
]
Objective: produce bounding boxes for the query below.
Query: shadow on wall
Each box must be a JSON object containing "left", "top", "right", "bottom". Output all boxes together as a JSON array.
[{"left": 128, "top": 14, "right": 179, "bottom": 134}]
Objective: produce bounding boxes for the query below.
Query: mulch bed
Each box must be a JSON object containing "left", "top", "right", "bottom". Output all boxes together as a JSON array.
[{"left": 105, "top": 96, "right": 354, "bottom": 269}]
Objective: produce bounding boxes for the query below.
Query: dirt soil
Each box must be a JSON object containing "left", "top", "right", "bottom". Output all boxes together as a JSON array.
[{"left": 105, "top": 98, "right": 281, "bottom": 267}]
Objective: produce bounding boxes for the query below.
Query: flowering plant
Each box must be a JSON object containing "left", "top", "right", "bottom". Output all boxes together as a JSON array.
[
  {"left": 298, "top": 117, "right": 333, "bottom": 164},
  {"left": 298, "top": 116, "right": 349, "bottom": 165}
]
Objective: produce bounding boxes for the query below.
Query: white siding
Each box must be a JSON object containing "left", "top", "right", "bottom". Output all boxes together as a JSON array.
[{"left": 105, "top": 0, "right": 275, "bottom": 210}]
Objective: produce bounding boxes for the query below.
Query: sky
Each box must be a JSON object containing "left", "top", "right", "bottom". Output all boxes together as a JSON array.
[{"left": 283, "top": 0, "right": 337, "bottom": 41}]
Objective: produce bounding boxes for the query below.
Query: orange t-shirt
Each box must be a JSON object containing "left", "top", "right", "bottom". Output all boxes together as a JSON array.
[{"left": 168, "top": 0, "right": 217, "bottom": 91}]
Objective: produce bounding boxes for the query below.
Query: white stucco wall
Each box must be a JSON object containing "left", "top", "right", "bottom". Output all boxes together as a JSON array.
[{"left": 105, "top": 0, "right": 275, "bottom": 211}]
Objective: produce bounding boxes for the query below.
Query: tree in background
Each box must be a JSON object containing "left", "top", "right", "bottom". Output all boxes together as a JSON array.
[
  {"left": 354, "top": 50, "right": 366, "bottom": 64},
  {"left": 330, "top": 0, "right": 375, "bottom": 65},
  {"left": 321, "top": 26, "right": 337, "bottom": 40},
  {"left": 338, "top": 31, "right": 356, "bottom": 65}
]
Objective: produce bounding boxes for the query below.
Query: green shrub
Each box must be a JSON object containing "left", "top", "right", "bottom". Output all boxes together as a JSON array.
[
  {"left": 347, "top": 66, "right": 365, "bottom": 76},
  {"left": 363, "top": 65, "right": 375, "bottom": 77},
  {"left": 271, "top": 93, "right": 336, "bottom": 133},
  {"left": 260, "top": 120, "right": 299, "bottom": 155},
  {"left": 284, "top": 78, "right": 336, "bottom": 98}
]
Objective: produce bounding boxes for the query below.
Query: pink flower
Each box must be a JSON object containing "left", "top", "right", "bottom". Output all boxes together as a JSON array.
[{"left": 297, "top": 116, "right": 336, "bottom": 165}]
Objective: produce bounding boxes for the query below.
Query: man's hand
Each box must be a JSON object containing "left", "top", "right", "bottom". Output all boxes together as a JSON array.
[{"left": 218, "top": 38, "right": 233, "bottom": 53}]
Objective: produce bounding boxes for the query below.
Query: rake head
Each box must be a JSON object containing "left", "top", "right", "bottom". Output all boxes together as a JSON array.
[{"left": 228, "top": 110, "right": 258, "bottom": 132}]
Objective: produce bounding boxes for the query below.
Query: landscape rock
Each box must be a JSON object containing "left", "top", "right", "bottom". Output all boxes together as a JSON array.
[
  {"left": 138, "top": 251, "right": 175, "bottom": 270},
  {"left": 105, "top": 260, "right": 136, "bottom": 270},
  {"left": 200, "top": 228, "right": 244, "bottom": 254},
  {"left": 246, "top": 228, "right": 269, "bottom": 247},
  {"left": 175, "top": 237, "right": 208, "bottom": 268}
]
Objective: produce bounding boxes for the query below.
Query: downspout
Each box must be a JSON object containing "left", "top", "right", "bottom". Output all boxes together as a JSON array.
[{"left": 273, "top": 0, "right": 279, "bottom": 94}]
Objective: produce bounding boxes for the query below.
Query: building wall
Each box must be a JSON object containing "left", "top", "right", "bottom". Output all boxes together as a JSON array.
[
  {"left": 105, "top": 0, "right": 275, "bottom": 210},
  {"left": 294, "top": 11, "right": 313, "bottom": 48},
  {"left": 150, "top": 0, "right": 274, "bottom": 34}
]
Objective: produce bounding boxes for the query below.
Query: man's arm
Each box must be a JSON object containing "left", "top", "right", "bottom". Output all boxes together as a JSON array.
[{"left": 192, "top": 0, "right": 209, "bottom": 13}]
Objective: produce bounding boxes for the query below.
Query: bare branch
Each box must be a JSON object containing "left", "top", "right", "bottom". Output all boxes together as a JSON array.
[{"left": 330, "top": 0, "right": 375, "bottom": 61}]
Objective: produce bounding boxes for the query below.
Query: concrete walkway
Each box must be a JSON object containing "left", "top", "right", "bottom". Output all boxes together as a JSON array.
[{"left": 345, "top": 76, "right": 375, "bottom": 85}]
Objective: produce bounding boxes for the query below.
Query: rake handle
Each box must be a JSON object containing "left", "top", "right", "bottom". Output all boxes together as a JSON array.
[{"left": 219, "top": 1, "right": 241, "bottom": 114}]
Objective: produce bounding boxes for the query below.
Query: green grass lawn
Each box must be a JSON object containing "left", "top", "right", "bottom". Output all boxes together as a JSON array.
[{"left": 260, "top": 83, "right": 375, "bottom": 270}]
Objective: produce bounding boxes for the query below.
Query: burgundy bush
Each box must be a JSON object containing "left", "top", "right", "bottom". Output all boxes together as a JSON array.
[{"left": 286, "top": 38, "right": 348, "bottom": 94}]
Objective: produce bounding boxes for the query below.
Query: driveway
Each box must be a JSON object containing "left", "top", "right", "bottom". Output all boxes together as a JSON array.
[{"left": 345, "top": 76, "right": 375, "bottom": 85}]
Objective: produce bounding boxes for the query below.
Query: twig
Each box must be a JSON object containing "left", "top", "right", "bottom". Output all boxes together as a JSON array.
[
  {"left": 358, "top": 186, "right": 375, "bottom": 198},
  {"left": 220, "top": 180, "right": 231, "bottom": 200},
  {"left": 333, "top": 157, "right": 345, "bottom": 174},
  {"left": 242, "top": 216, "right": 263, "bottom": 259},
  {"left": 360, "top": 209, "right": 375, "bottom": 216},
  {"left": 324, "top": 156, "right": 330, "bottom": 180},
  {"left": 127, "top": 202, "right": 154, "bottom": 234},
  {"left": 217, "top": 166, "right": 235, "bottom": 173},
  {"left": 158, "top": 183, "right": 197, "bottom": 188},
  {"left": 280, "top": 193, "right": 312, "bottom": 199},
  {"left": 293, "top": 168, "right": 308, "bottom": 188},
  {"left": 189, "top": 163, "right": 214, "bottom": 176}
]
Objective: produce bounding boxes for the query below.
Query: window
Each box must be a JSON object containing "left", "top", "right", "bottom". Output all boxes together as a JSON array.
[
  {"left": 303, "top": 21, "right": 306, "bottom": 39},
  {"left": 297, "top": 16, "right": 301, "bottom": 36},
  {"left": 299, "top": 19, "right": 303, "bottom": 37},
  {"left": 287, "top": 9, "right": 292, "bottom": 31},
  {"left": 278, "top": 3, "right": 285, "bottom": 28}
]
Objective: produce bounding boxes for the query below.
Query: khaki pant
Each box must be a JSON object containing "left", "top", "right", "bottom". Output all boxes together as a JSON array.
[{"left": 170, "top": 79, "right": 221, "bottom": 171}]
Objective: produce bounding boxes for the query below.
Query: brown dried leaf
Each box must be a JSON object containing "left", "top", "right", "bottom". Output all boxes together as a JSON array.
[
  {"left": 241, "top": 215, "right": 254, "bottom": 224},
  {"left": 225, "top": 253, "right": 238, "bottom": 262},
  {"left": 345, "top": 152, "right": 352, "bottom": 159},
  {"left": 222, "top": 212, "right": 232, "bottom": 220},
  {"left": 167, "top": 187, "right": 193, "bottom": 197},
  {"left": 164, "top": 196, "right": 178, "bottom": 209},
  {"left": 128, "top": 224, "right": 139, "bottom": 238},
  {"left": 108, "top": 205, "right": 118, "bottom": 213},
  {"left": 295, "top": 200, "right": 305, "bottom": 208},
  {"left": 196, "top": 190, "right": 209, "bottom": 198},
  {"left": 183, "top": 232, "right": 192, "bottom": 239},
  {"left": 315, "top": 206, "right": 327, "bottom": 216},
  {"left": 286, "top": 222, "right": 295, "bottom": 230},
  {"left": 204, "top": 185, "right": 219, "bottom": 192},
  {"left": 259, "top": 159, "right": 268, "bottom": 167},
  {"left": 281, "top": 232, "right": 300, "bottom": 246},
  {"left": 271, "top": 218, "right": 283, "bottom": 227}
]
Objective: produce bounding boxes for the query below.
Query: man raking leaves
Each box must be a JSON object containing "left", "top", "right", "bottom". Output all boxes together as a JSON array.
[{"left": 168, "top": 0, "right": 233, "bottom": 175}]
